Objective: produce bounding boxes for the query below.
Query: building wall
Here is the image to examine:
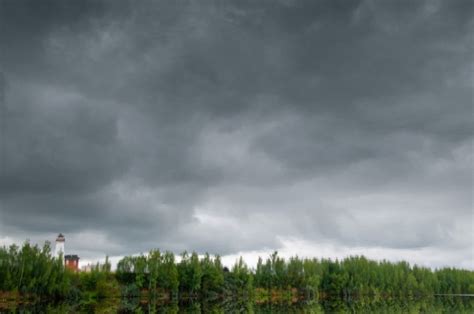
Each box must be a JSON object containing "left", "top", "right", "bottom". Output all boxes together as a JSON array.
[
  {"left": 54, "top": 241, "right": 65, "bottom": 258},
  {"left": 65, "top": 259, "right": 79, "bottom": 271}
]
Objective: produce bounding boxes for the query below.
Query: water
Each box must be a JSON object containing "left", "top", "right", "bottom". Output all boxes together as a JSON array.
[{"left": 1, "top": 296, "right": 473, "bottom": 313}]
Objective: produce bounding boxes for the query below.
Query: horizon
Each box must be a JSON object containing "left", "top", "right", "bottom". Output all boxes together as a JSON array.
[
  {"left": 0, "top": 0, "right": 473, "bottom": 271},
  {"left": 3, "top": 233, "right": 473, "bottom": 271}
]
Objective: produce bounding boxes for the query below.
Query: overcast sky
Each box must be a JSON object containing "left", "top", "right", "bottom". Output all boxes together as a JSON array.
[{"left": 0, "top": 0, "right": 472, "bottom": 269}]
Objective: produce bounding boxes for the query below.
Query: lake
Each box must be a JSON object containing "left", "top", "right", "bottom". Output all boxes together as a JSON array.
[{"left": 1, "top": 296, "right": 474, "bottom": 313}]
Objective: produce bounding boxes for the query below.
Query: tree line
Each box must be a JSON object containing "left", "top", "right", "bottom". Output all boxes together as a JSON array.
[{"left": 1, "top": 241, "right": 473, "bottom": 301}]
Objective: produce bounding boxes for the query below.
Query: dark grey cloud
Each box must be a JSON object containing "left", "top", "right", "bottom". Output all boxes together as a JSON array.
[{"left": 0, "top": 0, "right": 472, "bottom": 268}]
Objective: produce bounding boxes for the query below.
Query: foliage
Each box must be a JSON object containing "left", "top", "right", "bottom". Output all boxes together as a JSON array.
[
  {"left": 0, "top": 241, "right": 72, "bottom": 298},
  {"left": 1, "top": 242, "right": 473, "bottom": 301},
  {"left": 178, "top": 251, "right": 202, "bottom": 295}
]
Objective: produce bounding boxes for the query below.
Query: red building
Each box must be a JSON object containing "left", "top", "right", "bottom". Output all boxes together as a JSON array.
[{"left": 65, "top": 255, "right": 80, "bottom": 271}]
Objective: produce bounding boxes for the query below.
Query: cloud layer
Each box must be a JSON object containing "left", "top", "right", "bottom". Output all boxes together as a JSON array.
[{"left": 0, "top": 0, "right": 472, "bottom": 269}]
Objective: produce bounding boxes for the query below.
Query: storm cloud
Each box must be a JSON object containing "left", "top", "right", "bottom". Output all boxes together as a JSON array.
[{"left": 0, "top": 0, "right": 472, "bottom": 269}]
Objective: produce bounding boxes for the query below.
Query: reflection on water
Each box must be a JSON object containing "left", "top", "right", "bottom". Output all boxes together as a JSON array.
[{"left": 1, "top": 296, "right": 473, "bottom": 313}]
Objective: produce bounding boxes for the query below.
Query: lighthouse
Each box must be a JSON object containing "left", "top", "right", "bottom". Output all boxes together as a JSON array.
[{"left": 54, "top": 233, "right": 65, "bottom": 258}]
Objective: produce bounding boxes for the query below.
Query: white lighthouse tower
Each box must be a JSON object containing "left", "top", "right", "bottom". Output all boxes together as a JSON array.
[{"left": 54, "top": 233, "right": 65, "bottom": 259}]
